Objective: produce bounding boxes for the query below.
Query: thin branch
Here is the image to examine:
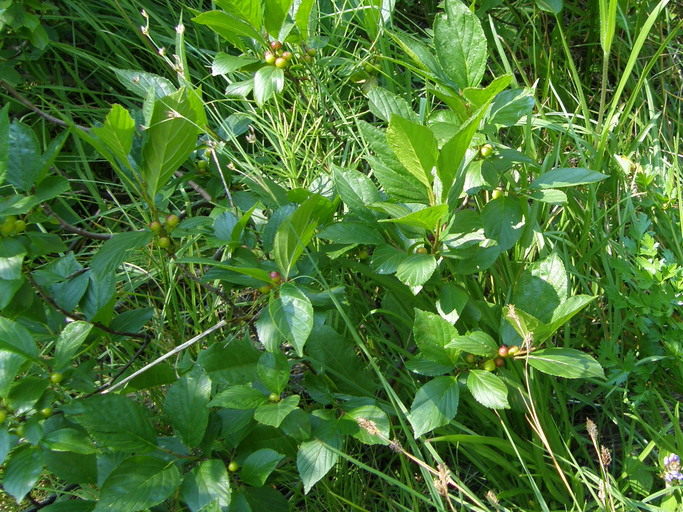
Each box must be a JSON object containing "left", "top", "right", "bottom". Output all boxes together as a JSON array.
[
  {"left": 18, "top": 484, "right": 79, "bottom": 512},
  {"left": 41, "top": 203, "right": 113, "bottom": 241}
]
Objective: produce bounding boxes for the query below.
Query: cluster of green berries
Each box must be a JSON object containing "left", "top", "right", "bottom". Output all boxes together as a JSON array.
[
  {"left": 264, "top": 40, "right": 316, "bottom": 69},
  {"left": 0, "top": 216, "right": 27, "bottom": 237},
  {"left": 149, "top": 213, "right": 179, "bottom": 250},
  {"left": 465, "top": 344, "right": 520, "bottom": 371}
]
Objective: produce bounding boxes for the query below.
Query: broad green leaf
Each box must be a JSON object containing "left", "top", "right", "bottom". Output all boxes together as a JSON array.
[
  {"left": 8, "top": 377, "right": 48, "bottom": 414},
  {"left": 210, "top": 385, "right": 269, "bottom": 409},
  {"left": 234, "top": 486, "right": 289, "bottom": 511},
  {"left": 257, "top": 351, "right": 290, "bottom": 395},
  {"left": 254, "top": 66, "right": 285, "bottom": 106},
  {"left": 197, "top": 335, "right": 260, "bottom": 386},
  {"left": 43, "top": 428, "right": 97, "bottom": 454},
  {"left": 0, "top": 238, "right": 25, "bottom": 280},
  {"left": 94, "top": 456, "right": 180, "bottom": 512},
  {"left": 436, "top": 284, "right": 469, "bottom": 324},
  {"left": 113, "top": 68, "right": 176, "bottom": 98},
  {"left": 513, "top": 253, "right": 568, "bottom": 324},
  {"left": 481, "top": 196, "right": 524, "bottom": 251},
  {"left": 434, "top": 0, "right": 487, "bottom": 89},
  {"left": 7, "top": 121, "right": 40, "bottom": 191},
  {"left": 0, "top": 426, "right": 12, "bottom": 466},
  {"left": 529, "top": 168, "right": 608, "bottom": 189},
  {"left": 42, "top": 503, "right": 96, "bottom": 512},
  {"left": 461, "top": 75, "right": 512, "bottom": 109},
  {"left": 0, "top": 277, "right": 23, "bottom": 309},
  {"left": 212, "top": 52, "right": 258, "bottom": 75},
  {"left": 294, "top": 0, "right": 315, "bottom": 40},
  {"left": 80, "top": 272, "right": 116, "bottom": 323},
  {"left": 332, "top": 166, "right": 382, "bottom": 222},
  {"left": 447, "top": 331, "right": 499, "bottom": 357},
  {"left": 240, "top": 448, "right": 285, "bottom": 487},
  {"left": 317, "top": 221, "right": 384, "bottom": 245},
  {"left": 213, "top": 211, "right": 238, "bottom": 241},
  {"left": 0, "top": 317, "right": 38, "bottom": 361},
  {"left": 405, "top": 354, "right": 454, "bottom": 376},
  {"left": 297, "top": 429, "right": 341, "bottom": 493},
  {"left": 370, "top": 244, "right": 408, "bottom": 274},
  {"left": 396, "top": 253, "right": 437, "bottom": 289},
  {"left": 91, "top": 230, "right": 153, "bottom": 279},
  {"left": 413, "top": 309, "right": 458, "bottom": 366},
  {"left": 536, "top": 0, "right": 563, "bottom": 14},
  {"left": 269, "top": 283, "right": 314, "bottom": 356},
  {"left": 254, "top": 395, "right": 299, "bottom": 427},
  {"left": 164, "top": 367, "right": 211, "bottom": 448},
  {"left": 273, "top": 195, "right": 333, "bottom": 278},
  {"left": 215, "top": 0, "right": 263, "bottom": 30},
  {"left": 3, "top": 445, "right": 43, "bottom": 504},
  {"left": 527, "top": 348, "right": 604, "bottom": 379},
  {"left": 526, "top": 188, "right": 567, "bottom": 204},
  {"left": 467, "top": 370, "right": 509, "bottom": 409},
  {"left": 549, "top": 294, "right": 596, "bottom": 328},
  {"left": 192, "top": 10, "right": 266, "bottom": 45},
  {"left": 54, "top": 321, "right": 93, "bottom": 371},
  {"left": 0, "top": 103, "right": 8, "bottom": 185},
  {"left": 408, "top": 376, "right": 459, "bottom": 438},
  {"left": 367, "top": 87, "right": 418, "bottom": 123},
  {"left": 488, "top": 88, "right": 535, "bottom": 127},
  {"left": 91, "top": 104, "right": 135, "bottom": 167},
  {"left": 180, "top": 459, "right": 232, "bottom": 512},
  {"left": 344, "top": 404, "right": 390, "bottom": 445},
  {"left": 386, "top": 115, "right": 438, "bottom": 189},
  {"left": 62, "top": 395, "right": 157, "bottom": 452},
  {"left": 380, "top": 204, "right": 448, "bottom": 231},
  {"left": 142, "top": 87, "right": 200, "bottom": 196},
  {"left": 263, "top": 0, "right": 293, "bottom": 36},
  {"left": 0, "top": 351, "right": 28, "bottom": 398}
]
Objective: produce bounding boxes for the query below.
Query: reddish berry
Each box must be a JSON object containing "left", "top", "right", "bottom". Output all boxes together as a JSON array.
[
  {"left": 494, "top": 357, "right": 505, "bottom": 367},
  {"left": 165, "top": 214, "right": 179, "bottom": 228},
  {"left": 274, "top": 57, "right": 288, "bottom": 69},
  {"left": 269, "top": 271, "right": 282, "bottom": 283},
  {"left": 270, "top": 40, "right": 282, "bottom": 51},
  {"left": 149, "top": 221, "right": 162, "bottom": 234},
  {"left": 498, "top": 345, "right": 509, "bottom": 357}
]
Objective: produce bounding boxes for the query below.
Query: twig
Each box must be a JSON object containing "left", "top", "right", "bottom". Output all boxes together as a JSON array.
[
  {"left": 174, "top": 170, "right": 213, "bottom": 202},
  {"left": 102, "top": 319, "right": 227, "bottom": 394},
  {"left": 41, "top": 203, "right": 113, "bottom": 241},
  {"left": 18, "top": 484, "right": 79, "bottom": 512}
]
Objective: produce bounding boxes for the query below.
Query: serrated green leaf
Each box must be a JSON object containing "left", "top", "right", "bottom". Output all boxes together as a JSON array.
[
  {"left": 0, "top": 104, "right": 9, "bottom": 185},
  {"left": 332, "top": 166, "right": 382, "bottom": 222},
  {"left": 386, "top": 115, "right": 438, "bottom": 189},
  {"left": 297, "top": 432, "right": 341, "bottom": 493},
  {"left": 408, "top": 376, "right": 459, "bottom": 438},
  {"left": 91, "top": 104, "right": 135, "bottom": 167},
  {"left": 530, "top": 168, "right": 608, "bottom": 189},
  {"left": 257, "top": 351, "right": 290, "bottom": 395},
  {"left": 164, "top": 367, "right": 211, "bottom": 448},
  {"left": 344, "top": 405, "right": 390, "bottom": 445},
  {"left": 447, "top": 331, "right": 498, "bottom": 357},
  {"left": 367, "top": 87, "right": 418, "bottom": 123},
  {"left": 396, "top": 253, "right": 437, "bottom": 288},
  {"left": 62, "top": 395, "right": 157, "bottom": 452},
  {"left": 90, "top": 231, "right": 153, "bottom": 280},
  {"left": 467, "top": 370, "right": 509, "bottom": 409},
  {"left": 526, "top": 188, "right": 567, "bottom": 204},
  {"left": 254, "top": 66, "right": 285, "bottom": 106},
  {"left": 0, "top": 317, "right": 38, "bottom": 361},
  {"left": 434, "top": 0, "right": 487, "bottom": 89},
  {"left": 380, "top": 204, "right": 448, "bottom": 231},
  {"left": 212, "top": 52, "right": 258, "bottom": 75},
  {"left": 210, "top": 385, "right": 269, "bottom": 409},
  {"left": 180, "top": 459, "right": 232, "bottom": 512},
  {"left": 43, "top": 428, "right": 97, "bottom": 454},
  {"left": 370, "top": 244, "right": 408, "bottom": 274},
  {"left": 317, "top": 221, "right": 384, "bottom": 245},
  {"left": 0, "top": 238, "right": 26, "bottom": 281},
  {"left": 481, "top": 196, "right": 524, "bottom": 251},
  {"left": 113, "top": 69, "right": 176, "bottom": 98},
  {"left": 7, "top": 121, "right": 40, "bottom": 191},
  {"left": 8, "top": 377, "right": 48, "bottom": 414},
  {"left": 488, "top": 88, "right": 535, "bottom": 127},
  {"left": 192, "top": 10, "right": 265, "bottom": 45},
  {"left": 527, "top": 348, "right": 604, "bottom": 379},
  {"left": 254, "top": 395, "right": 299, "bottom": 427},
  {"left": 240, "top": 448, "right": 285, "bottom": 487},
  {"left": 513, "top": 253, "right": 568, "bottom": 324},
  {"left": 3, "top": 445, "right": 43, "bottom": 504},
  {"left": 269, "top": 283, "right": 313, "bottom": 356},
  {"left": 536, "top": 0, "right": 563, "bottom": 14},
  {"left": 413, "top": 309, "right": 458, "bottom": 366},
  {"left": 436, "top": 284, "right": 469, "bottom": 324},
  {"left": 94, "top": 456, "right": 180, "bottom": 512},
  {"left": 294, "top": 0, "right": 315, "bottom": 40},
  {"left": 54, "top": 321, "right": 93, "bottom": 371}
]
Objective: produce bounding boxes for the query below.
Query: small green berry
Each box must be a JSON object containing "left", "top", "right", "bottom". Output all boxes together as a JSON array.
[
  {"left": 415, "top": 247, "right": 428, "bottom": 255},
  {"left": 149, "top": 221, "right": 162, "bottom": 234},
  {"left": 158, "top": 237, "right": 171, "bottom": 249},
  {"left": 274, "top": 57, "right": 288, "bottom": 69},
  {"left": 0, "top": 409, "right": 7, "bottom": 423},
  {"left": 508, "top": 345, "right": 520, "bottom": 356},
  {"left": 303, "top": 54, "right": 313, "bottom": 64},
  {"left": 13, "top": 220, "right": 26, "bottom": 233},
  {"left": 465, "top": 354, "right": 476, "bottom": 364},
  {"left": 258, "top": 285, "right": 272, "bottom": 294},
  {"left": 197, "top": 159, "right": 208, "bottom": 171},
  {"left": 282, "top": 51, "right": 292, "bottom": 61},
  {"left": 483, "top": 360, "right": 496, "bottom": 372},
  {"left": 479, "top": 144, "right": 494, "bottom": 158},
  {"left": 228, "top": 461, "right": 239, "bottom": 472},
  {"left": 491, "top": 189, "right": 503, "bottom": 200},
  {"left": 268, "top": 393, "right": 280, "bottom": 403},
  {"left": 50, "top": 372, "right": 64, "bottom": 384},
  {"left": 165, "top": 214, "right": 179, "bottom": 228},
  {"left": 265, "top": 51, "right": 276, "bottom": 65},
  {"left": 307, "top": 48, "right": 316, "bottom": 56},
  {"left": 40, "top": 407, "right": 53, "bottom": 418}
]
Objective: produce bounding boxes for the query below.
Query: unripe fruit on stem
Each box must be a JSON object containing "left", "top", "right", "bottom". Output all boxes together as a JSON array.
[
  {"left": 508, "top": 345, "right": 519, "bottom": 356},
  {"left": 498, "top": 345, "right": 509, "bottom": 357},
  {"left": 483, "top": 359, "right": 496, "bottom": 372},
  {"left": 50, "top": 372, "right": 64, "bottom": 384},
  {"left": 479, "top": 143, "right": 494, "bottom": 158},
  {"left": 40, "top": 407, "right": 52, "bottom": 418},
  {"left": 282, "top": 51, "right": 292, "bottom": 61},
  {"left": 228, "top": 461, "right": 239, "bottom": 472},
  {"left": 0, "top": 220, "right": 14, "bottom": 236},
  {"left": 13, "top": 220, "right": 26, "bottom": 233},
  {"left": 149, "top": 221, "right": 162, "bottom": 234},
  {"left": 307, "top": 48, "right": 316, "bottom": 56},
  {"left": 158, "top": 237, "right": 171, "bottom": 249},
  {"left": 494, "top": 356, "right": 505, "bottom": 367},
  {"left": 270, "top": 40, "right": 282, "bottom": 51},
  {"left": 269, "top": 271, "right": 282, "bottom": 284},
  {"left": 264, "top": 51, "right": 276, "bottom": 64},
  {"left": 166, "top": 214, "right": 179, "bottom": 228},
  {"left": 491, "top": 189, "right": 502, "bottom": 200},
  {"left": 415, "top": 247, "right": 428, "bottom": 254},
  {"left": 465, "top": 354, "right": 476, "bottom": 364},
  {"left": 268, "top": 393, "right": 280, "bottom": 403},
  {"left": 274, "top": 57, "right": 288, "bottom": 69},
  {"left": 258, "top": 285, "right": 272, "bottom": 294},
  {"left": 0, "top": 410, "right": 6, "bottom": 423},
  {"left": 197, "top": 159, "right": 208, "bottom": 170},
  {"left": 303, "top": 55, "right": 313, "bottom": 64}
]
